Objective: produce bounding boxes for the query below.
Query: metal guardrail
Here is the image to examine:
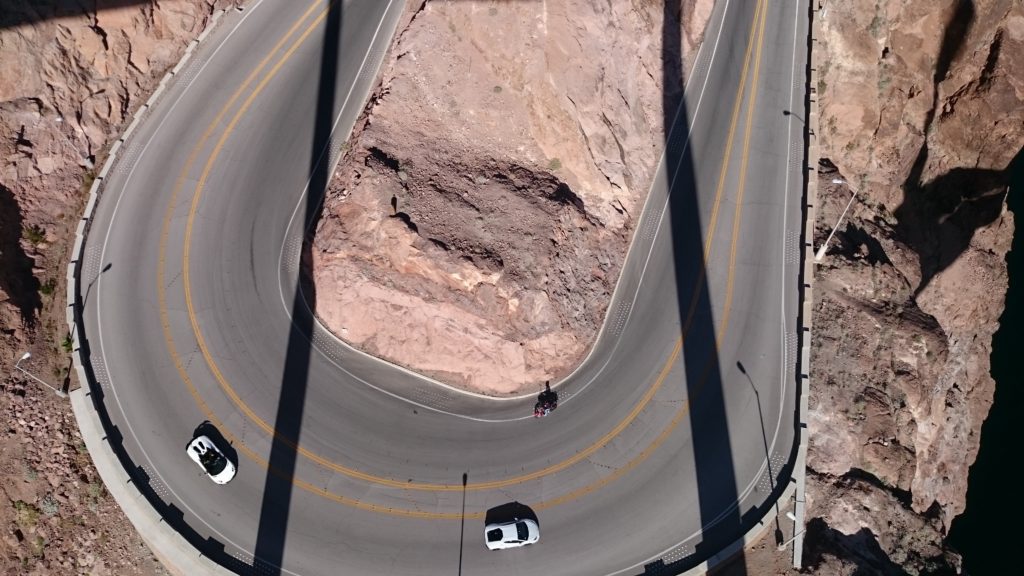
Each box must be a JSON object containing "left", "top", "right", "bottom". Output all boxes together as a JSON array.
[
  {"left": 64, "top": 9, "right": 239, "bottom": 576},
  {"left": 790, "top": 0, "right": 826, "bottom": 567},
  {"left": 65, "top": 6, "right": 227, "bottom": 350}
]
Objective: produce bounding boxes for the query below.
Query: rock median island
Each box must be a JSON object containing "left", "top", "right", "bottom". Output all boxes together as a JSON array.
[{"left": 311, "top": 0, "right": 712, "bottom": 395}]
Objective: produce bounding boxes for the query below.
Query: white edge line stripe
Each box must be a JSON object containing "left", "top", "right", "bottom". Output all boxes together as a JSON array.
[
  {"left": 606, "top": 0, "right": 808, "bottom": 572},
  {"left": 94, "top": 2, "right": 307, "bottom": 574}
]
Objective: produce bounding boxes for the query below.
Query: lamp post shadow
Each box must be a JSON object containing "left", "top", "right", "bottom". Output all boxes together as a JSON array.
[
  {"left": 737, "top": 361, "right": 784, "bottom": 545},
  {"left": 782, "top": 109, "right": 805, "bottom": 124},
  {"left": 458, "top": 472, "right": 468, "bottom": 576}
]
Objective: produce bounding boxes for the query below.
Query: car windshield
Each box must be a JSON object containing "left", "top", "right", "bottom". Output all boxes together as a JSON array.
[
  {"left": 516, "top": 522, "right": 529, "bottom": 541},
  {"left": 200, "top": 448, "right": 227, "bottom": 475},
  {"left": 486, "top": 528, "right": 504, "bottom": 543}
]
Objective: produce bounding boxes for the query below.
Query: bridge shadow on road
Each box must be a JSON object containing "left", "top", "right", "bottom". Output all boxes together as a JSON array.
[
  {"left": 649, "top": 0, "right": 812, "bottom": 573},
  {"left": 251, "top": 1, "right": 343, "bottom": 574},
  {"left": 644, "top": 0, "right": 763, "bottom": 573}
]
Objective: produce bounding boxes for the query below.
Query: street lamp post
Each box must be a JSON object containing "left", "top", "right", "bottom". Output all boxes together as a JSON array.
[{"left": 13, "top": 353, "right": 67, "bottom": 398}]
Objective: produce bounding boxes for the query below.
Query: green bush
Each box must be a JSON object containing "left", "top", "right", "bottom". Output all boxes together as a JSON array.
[
  {"left": 30, "top": 536, "right": 45, "bottom": 557},
  {"left": 23, "top": 224, "right": 44, "bottom": 244},
  {"left": 13, "top": 501, "right": 40, "bottom": 528},
  {"left": 39, "top": 495, "right": 58, "bottom": 517}
]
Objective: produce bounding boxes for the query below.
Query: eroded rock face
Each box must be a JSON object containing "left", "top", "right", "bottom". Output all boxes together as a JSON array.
[
  {"left": 819, "top": 0, "right": 1023, "bottom": 200},
  {"left": 803, "top": 472, "right": 962, "bottom": 574},
  {"left": 0, "top": 0, "right": 229, "bottom": 324},
  {"left": 811, "top": 0, "right": 1023, "bottom": 570},
  {"left": 0, "top": 1, "right": 228, "bottom": 571},
  {"left": 313, "top": 0, "right": 713, "bottom": 394}
]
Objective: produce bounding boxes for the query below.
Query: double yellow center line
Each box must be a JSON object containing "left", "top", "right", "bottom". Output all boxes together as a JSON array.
[{"left": 153, "top": 0, "right": 771, "bottom": 518}]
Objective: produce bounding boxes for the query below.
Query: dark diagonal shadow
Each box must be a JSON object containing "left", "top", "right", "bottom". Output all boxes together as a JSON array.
[
  {"left": 651, "top": 0, "right": 744, "bottom": 572},
  {"left": 251, "top": 2, "right": 343, "bottom": 573},
  {"left": 458, "top": 472, "right": 468, "bottom": 576},
  {"left": 0, "top": 183, "right": 42, "bottom": 324},
  {"left": 802, "top": 519, "right": 909, "bottom": 576},
  {"left": 891, "top": 0, "right": 1011, "bottom": 295},
  {"left": 1, "top": 0, "right": 187, "bottom": 31}
]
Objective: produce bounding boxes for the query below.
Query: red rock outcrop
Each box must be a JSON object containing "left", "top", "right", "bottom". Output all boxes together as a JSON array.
[
  {"left": 1, "top": 0, "right": 230, "bottom": 333},
  {"left": 809, "top": 0, "right": 1023, "bottom": 571},
  {"left": 313, "top": 0, "right": 714, "bottom": 395}
]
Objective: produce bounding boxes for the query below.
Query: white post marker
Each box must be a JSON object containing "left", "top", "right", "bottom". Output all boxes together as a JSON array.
[
  {"left": 14, "top": 352, "right": 67, "bottom": 398},
  {"left": 778, "top": 511, "right": 806, "bottom": 551}
]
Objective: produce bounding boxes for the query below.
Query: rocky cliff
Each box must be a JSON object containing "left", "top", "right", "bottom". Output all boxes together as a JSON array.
[
  {"left": 312, "top": 0, "right": 713, "bottom": 395},
  {"left": 2, "top": 0, "right": 229, "bottom": 344},
  {"left": 0, "top": 1, "right": 229, "bottom": 571},
  {"left": 807, "top": 0, "right": 1023, "bottom": 572}
]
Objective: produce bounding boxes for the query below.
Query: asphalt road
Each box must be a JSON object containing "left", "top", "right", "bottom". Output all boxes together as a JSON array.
[{"left": 78, "top": 0, "right": 809, "bottom": 574}]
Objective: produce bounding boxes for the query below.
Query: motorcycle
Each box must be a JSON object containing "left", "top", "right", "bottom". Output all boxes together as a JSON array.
[
  {"left": 534, "top": 382, "right": 559, "bottom": 418},
  {"left": 533, "top": 398, "right": 557, "bottom": 418}
]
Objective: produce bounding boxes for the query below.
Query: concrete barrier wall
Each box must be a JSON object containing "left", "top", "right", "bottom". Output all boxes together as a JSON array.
[
  {"left": 64, "top": 8, "right": 236, "bottom": 576},
  {"left": 789, "top": 0, "right": 824, "bottom": 567}
]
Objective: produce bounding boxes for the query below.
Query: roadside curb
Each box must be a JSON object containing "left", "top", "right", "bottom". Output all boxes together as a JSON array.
[
  {"left": 674, "top": 483, "right": 799, "bottom": 576},
  {"left": 634, "top": 1, "right": 817, "bottom": 573},
  {"left": 65, "top": 6, "right": 228, "bottom": 348},
  {"left": 791, "top": 0, "right": 825, "bottom": 567},
  {"left": 69, "top": 389, "right": 234, "bottom": 576},
  {"left": 65, "top": 7, "right": 235, "bottom": 576},
  {"left": 784, "top": 0, "right": 824, "bottom": 568},
  {"left": 681, "top": 0, "right": 819, "bottom": 572}
]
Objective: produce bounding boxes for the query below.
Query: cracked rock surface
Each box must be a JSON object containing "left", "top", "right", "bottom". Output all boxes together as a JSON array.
[
  {"left": 805, "top": 0, "right": 1023, "bottom": 572},
  {"left": 312, "top": 0, "right": 713, "bottom": 395}
]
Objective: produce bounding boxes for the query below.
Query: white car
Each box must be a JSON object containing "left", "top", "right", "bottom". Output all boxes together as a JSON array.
[
  {"left": 186, "top": 435, "right": 236, "bottom": 484},
  {"left": 484, "top": 518, "right": 540, "bottom": 550}
]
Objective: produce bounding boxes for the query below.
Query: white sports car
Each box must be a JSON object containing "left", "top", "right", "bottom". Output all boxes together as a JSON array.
[
  {"left": 186, "top": 435, "right": 236, "bottom": 484},
  {"left": 484, "top": 518, "right": 540, "bottom": 550}
]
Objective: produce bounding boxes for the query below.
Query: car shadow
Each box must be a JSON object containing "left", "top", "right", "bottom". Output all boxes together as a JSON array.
[{"left": 484, "top": 501, "right": 539, "bottom": 526}]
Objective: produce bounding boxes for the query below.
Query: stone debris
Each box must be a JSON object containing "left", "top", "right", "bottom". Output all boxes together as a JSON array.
[{"left": 0, "top": 376, "right": 169, "bottom": 575}]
